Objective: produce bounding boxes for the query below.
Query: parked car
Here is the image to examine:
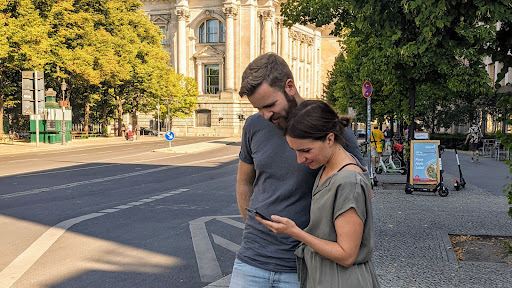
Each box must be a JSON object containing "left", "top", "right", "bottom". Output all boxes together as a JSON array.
[
  {"left": 357, "top": 129, "right": 366, "bottom": 138},
  {"left": 140, "top": 127, "right": 159, "bottom": 136}
]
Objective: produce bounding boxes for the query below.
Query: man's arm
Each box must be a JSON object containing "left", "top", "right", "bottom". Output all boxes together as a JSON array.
[{"left": 237, "top": 160, "right": 256, "bottom": 221}]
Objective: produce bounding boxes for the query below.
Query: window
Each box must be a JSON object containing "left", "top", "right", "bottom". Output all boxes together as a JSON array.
[
  {"left": 159, "top": 26, "right": 166, "bottom": 45},
  {"left": 205, "top": 65, "right": 220, "bottom": 94},
  {"left": 196, "top": 109, "right": 211, "bottom": 127},
  {"left": 199, "top": 19, "right": 225, "bottom": 43}
]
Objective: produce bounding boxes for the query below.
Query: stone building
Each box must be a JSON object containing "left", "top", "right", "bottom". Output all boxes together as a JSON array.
[{"left": 140, "top": 0, "right": 340, "bottom": 136}]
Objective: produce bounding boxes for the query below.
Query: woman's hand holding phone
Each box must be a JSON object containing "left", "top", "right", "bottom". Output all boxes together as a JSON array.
[{"left": 246, "top": 208, "right": 300, "bottom": 238}]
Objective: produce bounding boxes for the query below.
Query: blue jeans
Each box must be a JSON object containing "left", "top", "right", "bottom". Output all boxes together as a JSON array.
[{"left": 229, "top": 259, "right": 299, "bottom": 288}]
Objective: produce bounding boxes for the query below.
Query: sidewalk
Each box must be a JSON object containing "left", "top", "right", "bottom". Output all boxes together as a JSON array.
[
  {"left": 0, "top": 135, "right": 164, "bottom": 155},
  {"left": 206, "top": 173, "right": 512, "bottom": 288}
]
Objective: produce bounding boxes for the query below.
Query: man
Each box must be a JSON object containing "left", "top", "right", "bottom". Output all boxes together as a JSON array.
[
  {"left": 229, "top": 53, "right": 363, "bottom": 287},
  {"left": 465, "top": 121, "right": 482, "bottom": 162},
  {"left": 370, "top": 124, "right": 385, "bottom": 170}
]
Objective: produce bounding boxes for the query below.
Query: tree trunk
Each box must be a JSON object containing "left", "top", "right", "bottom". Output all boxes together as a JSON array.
[
  {"left": 102, "top": 103, "right": 108, "bottom": 136},
  {"left": 117, "top": 95, "right": 123, "bottom": 137},
  {"left": 0, "top": 95, "right": 4, "bottom": 136},
  {"left": 84, "top": 95, "right": 90, "bottom": 136},
  {"left": 408, "top": 82, "right": 416, "bottom": 140}
]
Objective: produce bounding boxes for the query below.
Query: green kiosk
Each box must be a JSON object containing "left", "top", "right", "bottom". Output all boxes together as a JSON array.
[{"left": 30, "top": 88, "right": 72, "bottom": 144}]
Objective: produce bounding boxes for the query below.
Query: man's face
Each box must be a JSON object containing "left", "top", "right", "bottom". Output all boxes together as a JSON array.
[{"left": 248, "top": 82, "right": 297, "bottom": 130}]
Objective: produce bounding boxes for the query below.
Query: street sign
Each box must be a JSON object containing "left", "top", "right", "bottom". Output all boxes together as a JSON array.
[
  {"left": 165, "top": 131, "right": 175, "bottom": 141},
  {"left": 21, "top": 71, "right": 45, "bottom": 115},
  {"left": 165, "top": 131, "right": 175, "bottom": 151},
  {"left": 362, "top": 81, "right": 372, "bottom": 98}
]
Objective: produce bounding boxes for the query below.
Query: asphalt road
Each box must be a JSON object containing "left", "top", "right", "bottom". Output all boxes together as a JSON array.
[
  {"left": 441, "top": 150, "right": 510, "bottom": 196},
  {"left": 0, "top": 138, "right": 243, "bottom": 288}
]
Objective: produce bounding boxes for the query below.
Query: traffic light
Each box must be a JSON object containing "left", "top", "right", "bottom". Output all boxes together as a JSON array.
[{"left": 21, "top": 71, "right": 45, "bottom": 115}]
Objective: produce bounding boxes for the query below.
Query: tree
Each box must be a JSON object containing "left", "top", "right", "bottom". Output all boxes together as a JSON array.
[
  {"left": 0, "top": 0, "right": 50, "bottom": 135},
  {"left": 281, "top": 0, "right": 506, "bottom": 138}
]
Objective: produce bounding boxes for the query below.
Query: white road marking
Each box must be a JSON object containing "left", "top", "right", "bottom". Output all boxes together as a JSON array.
[
  {"left": 1, "top": 155, "right": 238, "bottom": 199},
  {"left": 71, "top": 150, "right": 112, "bottom": 157},
  {"left": 190, "top": 215, "right": 243, "bottom": 283},
  {"left": 6, "top": 158, "right": 39, "bottom": 163},
  {"left": 0, "top": 188, "right": 189, "bottom": 288},
  {"left": 14, "top": 152, "right": 181, "bottom": 178},
  {"left": 0, "top": 212, "right": 105, "bottom": 288},
  {"left": 212, "top": 234, "right": 241, "bottom": 252},
  {"left": 216, "top": 217, "right": 245, "bottom": 229},
  {"left": 190, "top": 217, "right": 222, "bottom": 283},
  {"left": 8, "top": 152, "right": 153, "bottom": 178}
]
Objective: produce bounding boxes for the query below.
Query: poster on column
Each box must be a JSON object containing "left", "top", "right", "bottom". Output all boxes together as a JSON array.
[{"left": 410, "top": 140, "right": 440, "bottom": 185}]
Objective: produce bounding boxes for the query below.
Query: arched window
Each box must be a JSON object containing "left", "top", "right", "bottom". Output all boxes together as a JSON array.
[
  {"left": 196, "top": 109, "right": 212, "bottom": 127},
  {"left": 199, "top": 19, "right": 225, "bottom": 43}
]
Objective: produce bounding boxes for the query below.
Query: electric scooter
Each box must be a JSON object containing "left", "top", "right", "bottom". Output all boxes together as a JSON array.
[{"left": 453, "top": 144, "right": 466, "bottom": 191}]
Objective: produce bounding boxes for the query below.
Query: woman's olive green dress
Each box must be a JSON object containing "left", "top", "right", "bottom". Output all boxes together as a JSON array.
[{"left": 295, "top": 162, "right": 380, "bottom": 287}]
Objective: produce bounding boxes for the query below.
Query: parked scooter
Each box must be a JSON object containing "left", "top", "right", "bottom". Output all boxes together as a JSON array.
[{"left": 453, "top": 143, "right": 466, "bottom": 191}]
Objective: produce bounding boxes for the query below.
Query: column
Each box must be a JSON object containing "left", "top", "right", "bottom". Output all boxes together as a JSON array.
[
  {"left": 261, "top": 10, "right": 273, "bottom": 53},
  {"left": 196, "top": 61, "right": 203, "bottom": 94},
  {"left": 281, "top": 25, "right": 289, "bottom": 63},
  {"left": 222, "top": 6, "right": 238, "bottom": 91},
  {"left": 176, "top": 9, "right": 190, "bottom": 75},
  {"left": 303, "top": 41, "right": 308, "bottom": 97}
]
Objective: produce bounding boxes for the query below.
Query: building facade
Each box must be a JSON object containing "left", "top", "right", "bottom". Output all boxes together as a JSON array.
[{"left": 141, "top": 0, "right": 340, "bottom": 136}]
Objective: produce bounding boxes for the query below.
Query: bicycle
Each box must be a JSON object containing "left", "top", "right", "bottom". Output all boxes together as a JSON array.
[
  {"left": 375, "top": 142, "right": 407, "bottom": 175},
  {"left": 359, "top": 141, "right": 368, "bottom": 158}
]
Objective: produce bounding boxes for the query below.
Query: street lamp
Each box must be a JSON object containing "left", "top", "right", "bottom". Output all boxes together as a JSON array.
[
  {"left": 156, "top": 104, "right": 160, "bottom": 134},
  {"left": 61, "top": 79, "right": 67, "bottom": 145}
]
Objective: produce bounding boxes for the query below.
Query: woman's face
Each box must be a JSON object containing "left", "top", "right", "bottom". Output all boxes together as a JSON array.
[{"left": 286, "top": 135, "right": 333, "bottom": 169}]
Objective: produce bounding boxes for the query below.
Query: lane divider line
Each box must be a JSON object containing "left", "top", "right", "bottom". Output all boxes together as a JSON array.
[{"left": 2, "top": 155, "right": 237, "bottom": 199}]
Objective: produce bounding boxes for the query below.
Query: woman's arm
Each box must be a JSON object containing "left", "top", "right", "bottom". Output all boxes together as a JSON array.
[{"left": 257, "top": 208, "right": 363, "bottom": 267}]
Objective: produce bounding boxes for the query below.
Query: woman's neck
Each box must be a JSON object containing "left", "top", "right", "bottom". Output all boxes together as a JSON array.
[{"left": 322, "top": 144, "right": 354, "bottom": 176}]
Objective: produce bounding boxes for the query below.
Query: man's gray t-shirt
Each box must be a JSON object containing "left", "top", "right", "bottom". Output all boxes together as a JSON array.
[
  {"left": 237, "top": 114, "right": 365, "bottom": 272},
  {"left": 237, "top": 114, "right": 318, "bottom": 272}
]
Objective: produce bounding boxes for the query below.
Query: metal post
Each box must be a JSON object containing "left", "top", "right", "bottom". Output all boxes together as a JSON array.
[
  {"left": 34, "top": 71, "right": 40, "bottom": 147},
  {"left": 156, "top": 104, "right": 160, "bottom": 135},
  {"left": 367, "top": 96, "right": 373, "bottom": 182},
  {"left": 61, "top": 79, "right": 67, "bottom": 145}
]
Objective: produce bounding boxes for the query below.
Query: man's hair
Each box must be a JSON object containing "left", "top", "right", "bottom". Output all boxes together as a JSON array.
[
  {"left": 285, "top": 100, "right": 349, "bottom": 147},
  {"left": 239, "top": 53, "right": 293, "bottom": 97}
]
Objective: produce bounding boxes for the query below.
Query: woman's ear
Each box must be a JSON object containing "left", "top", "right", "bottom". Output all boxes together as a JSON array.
[{"left": 326, "top": 133, "right": 335, "bottom": 145}]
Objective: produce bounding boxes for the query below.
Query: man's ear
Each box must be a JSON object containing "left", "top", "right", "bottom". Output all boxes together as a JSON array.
[{"left": 284, "top": 79, "right": 297, "bottom": 96}]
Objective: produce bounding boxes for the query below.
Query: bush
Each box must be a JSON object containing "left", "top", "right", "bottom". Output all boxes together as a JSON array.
[{"left": 430, "top": 133, "right": 468, "bottom": 150}]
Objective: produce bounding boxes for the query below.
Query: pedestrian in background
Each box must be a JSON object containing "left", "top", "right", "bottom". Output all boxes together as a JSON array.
[
  {"left": 229, "top": 53, "right": 364, "bottom": 288},
  {"left": 465, "top": 121, "right": 482, "bottom": 162},
  {"left": 257, "top": 100, "right": 379, "bottom": 287},
  {"left": 121, "top": 124, "right": 126, "bottom": 137},
  {"left": 370, "top": 124, "right": 384, "bottom": 171},
  {"left": 383, "top": 126, "right": 391, "bottom": 152}
]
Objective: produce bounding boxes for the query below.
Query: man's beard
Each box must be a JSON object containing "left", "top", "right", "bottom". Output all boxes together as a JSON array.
[{"left": 272, "top": 92, "right": 297, "bottom": 131}]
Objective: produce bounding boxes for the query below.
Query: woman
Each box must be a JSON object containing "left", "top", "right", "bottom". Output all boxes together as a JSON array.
[{"left": 256, "top": 100, "right": 379, "bottom": 287}]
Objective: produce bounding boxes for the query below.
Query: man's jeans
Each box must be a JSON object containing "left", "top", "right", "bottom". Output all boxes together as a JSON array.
[{"left": 229, "top": 259, "right": 299, "bottom": 288}]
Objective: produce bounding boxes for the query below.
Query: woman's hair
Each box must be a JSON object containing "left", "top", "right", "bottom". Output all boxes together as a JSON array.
[{"left": 284, "top": 100, "right": 350, "bottom": 147}]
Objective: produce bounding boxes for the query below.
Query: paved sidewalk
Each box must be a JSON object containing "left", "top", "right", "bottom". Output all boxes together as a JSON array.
[
  {"left": 0, "top": 135, "right": 164, "bottom": 155},
  {"left": 206, "top": 173, "right": 512, "bottom": 288},
  {"left": 0, "top": 135, "right": 242, "bottom": 156}
]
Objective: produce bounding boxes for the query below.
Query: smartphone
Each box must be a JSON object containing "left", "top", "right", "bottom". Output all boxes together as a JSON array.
[{"left": 245, "top": 207, "right": 273, "bottom": 221}]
